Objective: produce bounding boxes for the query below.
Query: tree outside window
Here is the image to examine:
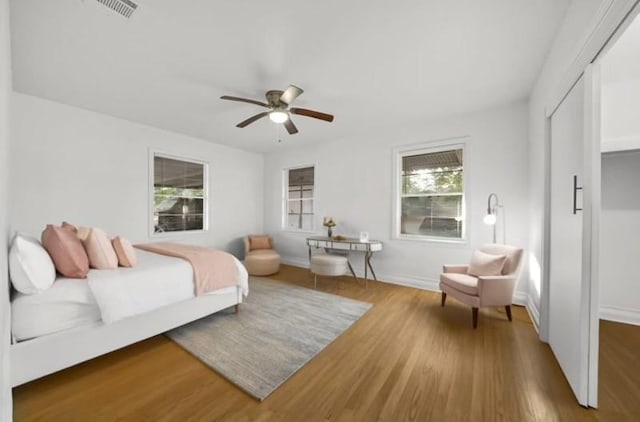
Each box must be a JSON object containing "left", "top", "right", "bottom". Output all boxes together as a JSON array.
[{"left": 400, "top": 148, "right": 464, "bottom": 239}]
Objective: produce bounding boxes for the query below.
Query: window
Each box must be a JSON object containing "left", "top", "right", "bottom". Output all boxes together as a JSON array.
[
  {"left": 395, "top": 143, "right": 465, "bottom": 240},
  {"left": 283, "top": 166, "right": 314, "bottom": 231},
  {"left": 152, "top": 153, "right": 207, "bottom": 234}
]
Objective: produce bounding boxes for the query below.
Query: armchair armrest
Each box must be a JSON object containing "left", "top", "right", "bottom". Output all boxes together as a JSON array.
[
  {"left": 442, "top": 265, "right": 468, "bottom": 274},
  {"left": 477, "top": 275, "right": 517, "bottom": 307}
]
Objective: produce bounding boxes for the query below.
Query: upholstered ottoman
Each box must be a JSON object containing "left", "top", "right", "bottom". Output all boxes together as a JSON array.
[
  {"left": 310, "top": 254, "right": 348, "bottom": 289},
  {"left": 245, "top": 250, "right": 280, "bottom": 276}
]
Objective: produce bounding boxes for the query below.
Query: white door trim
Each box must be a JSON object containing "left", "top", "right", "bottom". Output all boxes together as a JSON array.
[
  {"left": 545, "top": 0, "right": 640, "bottom": 118},
  {"left": 583, "top": 63, "right": 601, "bottom": 409}
]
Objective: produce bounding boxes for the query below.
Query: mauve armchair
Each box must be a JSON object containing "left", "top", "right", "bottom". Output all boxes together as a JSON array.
[{"left": 439, "top": 244, "right": 524, "bottom": 329}]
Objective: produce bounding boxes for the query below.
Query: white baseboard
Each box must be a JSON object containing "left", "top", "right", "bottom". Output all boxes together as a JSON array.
[
  {"left": 600, "top": 305, "right": 640, "bottom": 326},
  {"left": 281, "top": 256, "right": 310, "bottom": 269},
  {"left": 526, "top": 295, "right": 540, "bottom": 332},
  {"left": 512, "top": 291, "right": 528, "bottom": 307},
  {"left": 281, "top": 255, "right": 528, "bottom": 306},
  {"left": 375, "top": 271, "right": 441, "bottom": 292}
]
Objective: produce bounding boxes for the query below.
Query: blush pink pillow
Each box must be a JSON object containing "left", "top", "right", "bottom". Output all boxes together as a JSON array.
[
  {"left": 112, "top": 236, "right": 137, "bottom": 267},
  {"left": 83, "top": 228, "right": 118, "bottom": 269},
  {"left": 249, "top": 235, "right": 271, "bottom": 251},
  {"left": 41, "top": 224, "right": 90, "bottom": 278},
  {"left": 467, "top": 250, "right": 506, "bottom": 277}
]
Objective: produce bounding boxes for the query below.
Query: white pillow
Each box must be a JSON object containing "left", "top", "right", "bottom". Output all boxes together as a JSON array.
[{"left": 9, "top": 233, "right": 57, "bottom": 294}]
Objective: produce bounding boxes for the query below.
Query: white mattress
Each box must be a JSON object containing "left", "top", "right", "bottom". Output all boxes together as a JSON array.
[
  {"left": 12, "top": 278, "right": 101, "bottom": 341},
  {"left": 12, "top": 249, "right": 248, "bottom": 341}
]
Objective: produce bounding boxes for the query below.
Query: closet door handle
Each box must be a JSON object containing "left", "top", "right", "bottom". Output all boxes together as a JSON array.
[{"left": 573, "top": 175, "right": 583, "bottom": 214}]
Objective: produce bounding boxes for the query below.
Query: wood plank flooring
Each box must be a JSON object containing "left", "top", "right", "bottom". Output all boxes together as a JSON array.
[{"left": 13, "top": 265, "right": 640, "bottom": 421}]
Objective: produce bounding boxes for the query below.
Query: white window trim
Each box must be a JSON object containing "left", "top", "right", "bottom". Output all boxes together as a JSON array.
[
  {"left": 281, "top": 163, "right": 316, "bottom": 234},
  {"left": 149, "top": 149, "right": 209, "bottom": 238},
  {"left": 391, "top": 137, "right": 470, "bottom": 244}
]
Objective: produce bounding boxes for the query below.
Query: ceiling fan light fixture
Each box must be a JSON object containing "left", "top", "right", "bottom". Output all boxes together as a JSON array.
[{"left": 269, "top": 110, "right": 289, "bottom": 123}]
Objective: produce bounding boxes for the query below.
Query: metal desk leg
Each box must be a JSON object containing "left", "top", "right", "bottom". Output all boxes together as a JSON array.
[
  {"left": 366, "top": 251, "right": 377, "bottom": 281},
  {"left": 364, "top": 254, "right": 368, "bottom": 286},
  {"left": 347, "top": 261, "right": 357, "bottom": 280}
]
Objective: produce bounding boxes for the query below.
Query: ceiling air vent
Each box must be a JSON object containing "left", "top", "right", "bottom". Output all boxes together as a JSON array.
[{"left": 95, "top": 0, "right": 138, "bottom": 18}]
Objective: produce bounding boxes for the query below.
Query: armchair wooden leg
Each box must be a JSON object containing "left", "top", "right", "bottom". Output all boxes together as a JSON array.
[
  {"left": 234, "top": 304, "right": 239, "bottom": 313},
  {"left": 441, "top": 292, "right": 447, "bottom": 307},
  {"left": 472, "top": 307, "right": 479, "bottom": 329},
  {"left": 505, "top": 305, "right": 512, "bottom": 322}
]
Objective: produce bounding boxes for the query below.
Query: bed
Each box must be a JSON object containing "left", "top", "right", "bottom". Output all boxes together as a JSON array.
[{"left": 10, "top": 249, "right": 248, "bottom": 387}]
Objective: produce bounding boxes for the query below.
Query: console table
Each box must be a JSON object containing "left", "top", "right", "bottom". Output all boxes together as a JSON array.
[{"left": 306, "top": 237, "right": 383, "bottom": 286}]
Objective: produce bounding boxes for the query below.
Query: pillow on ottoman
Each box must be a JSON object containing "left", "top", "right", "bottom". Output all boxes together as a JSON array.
[
  {"left": 249, "top": 235, "right": 271, "bottom": 250},
  {"left": 41, "top": 224, "right": 90, "bottom": 278}
]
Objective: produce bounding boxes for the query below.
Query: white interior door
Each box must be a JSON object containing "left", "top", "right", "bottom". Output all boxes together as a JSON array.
[{"left": 549, "top": 64, "right": 600, "bottom": 407}]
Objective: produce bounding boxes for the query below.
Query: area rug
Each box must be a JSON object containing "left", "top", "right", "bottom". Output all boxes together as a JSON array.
[{"left": 166, "top": 276, "right": 372, "bottom": 401}]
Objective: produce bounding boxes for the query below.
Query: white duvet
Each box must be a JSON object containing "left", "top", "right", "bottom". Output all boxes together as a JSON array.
[
  {"left": 12, "top": 249, "right": 248, "bottom": 340},
  {"left": 88, "top": 249, "right": 248, "bottom": 323}
]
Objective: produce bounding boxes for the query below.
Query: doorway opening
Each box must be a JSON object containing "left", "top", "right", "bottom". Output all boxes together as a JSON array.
[{"left": 597, "top": 11, "right": 640, "bottom": 414}]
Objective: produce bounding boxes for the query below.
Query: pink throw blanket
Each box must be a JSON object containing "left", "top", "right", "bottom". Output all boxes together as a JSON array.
[{"left": 135, "top": 242, "right": 237, "bottom": 296}]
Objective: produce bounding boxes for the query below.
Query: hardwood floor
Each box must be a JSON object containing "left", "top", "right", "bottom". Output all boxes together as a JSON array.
[{"left": 12, "top": 265, "right": 639, "bottom": 421}]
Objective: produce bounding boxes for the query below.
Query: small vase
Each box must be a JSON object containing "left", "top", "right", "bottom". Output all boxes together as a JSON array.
[{"left": 327, "top": 227, "right": 333, "bottom": 238}]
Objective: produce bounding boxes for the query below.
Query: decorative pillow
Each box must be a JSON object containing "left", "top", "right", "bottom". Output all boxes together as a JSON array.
[
  {"left": 76, "top": 226, "right": 91, "bottom": 243},
  {"left": 467, "top": 250, "right": 507, "bottom": 277},
  {"left": 61, "top": 221, "right": 78, "bottom": 234},
  {"left": 41, "top": 225, "right": 90, "bottom": 278},
  {"left": 249, "top": 235, "right": 271, "bottom": 251},
  {"left": 9, "top": 233, "right": 57, "bottom": 294},
  {"left": 112, "top": 236, "right": 137, "bottom": 267},
  {"left": 83, "top": 228, "right": 118, "bottom": 269}
]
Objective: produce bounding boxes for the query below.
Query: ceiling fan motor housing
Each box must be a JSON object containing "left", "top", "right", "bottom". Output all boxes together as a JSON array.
[{"left": 266, "top": 90, "right": 285, "bottom": 107}]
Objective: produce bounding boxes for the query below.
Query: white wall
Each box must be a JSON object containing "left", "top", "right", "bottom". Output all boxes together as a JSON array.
[
  {"left": 10, "top": 93, "right": 264, "bottom": 258},
  {"left": 527, "top": 0, "right": 607, "bottom": 326},
  {"left": 0, "top": 0, "right": 11, "bottom": 418},
  {"left": 264, "top": 101, "right": 530, "bottom": 300},
  {"left": 599, "top": 151, "right": 640, "bottom": 324},
  {"left": 602, "top": 77, "right": 640, "bottom": 151}
]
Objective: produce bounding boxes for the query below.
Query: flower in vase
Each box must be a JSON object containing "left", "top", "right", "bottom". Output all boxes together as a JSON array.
[{"left": 323, "top": 217, "right": 336, "bottom": 227}]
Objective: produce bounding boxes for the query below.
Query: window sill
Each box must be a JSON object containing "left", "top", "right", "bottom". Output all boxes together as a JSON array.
[
  {"left": 280, "top": 229, "right": 319, "bottom": 236},
  {"left": 392, "top": 234, "right": 467, "bottom": 245},
  {"left": 150, "top": 229, "right": 208, "bottom": 239}
]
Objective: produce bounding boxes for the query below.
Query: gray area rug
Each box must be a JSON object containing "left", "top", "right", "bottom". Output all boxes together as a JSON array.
[{"left": 166, "top": 277, "right": 372, "bottom": 401}]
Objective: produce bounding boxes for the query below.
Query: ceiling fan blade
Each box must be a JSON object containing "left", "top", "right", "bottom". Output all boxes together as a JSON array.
[
  {"left": 236, "top": 112, "right": 269, "bottom": 128},
  {"left": 280, "top": 85, "right": 304, "bottom": 105},
  {"left": 283, "top": 118, "right": 298, "bottom": 135},
  {"left": 290, "top": 107, "right": 334, "bottom": 122},
  {"left": 221, "top": 95, "right": 270, "bottom": 108}
]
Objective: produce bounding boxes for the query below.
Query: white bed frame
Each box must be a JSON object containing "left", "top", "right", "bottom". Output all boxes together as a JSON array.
[{"left": 11, "top": 286, "right": 243, "bottom": 387}]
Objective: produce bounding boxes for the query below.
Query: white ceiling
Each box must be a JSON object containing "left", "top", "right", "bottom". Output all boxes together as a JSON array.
[
  {"left": 10, "top": 0, "right": 569, "bottom": 153},
  {"left": 602, "top": 13, "right": 640, "bottom": 84}
]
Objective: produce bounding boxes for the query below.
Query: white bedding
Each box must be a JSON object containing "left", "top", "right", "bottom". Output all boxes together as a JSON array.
[
  {"left": 88, "top": 249, "right": 248, "bottom": 323},
  {"left": 12, "top": 278, "right": 101, "bottom": 341},
  {"left": 12, "top": 249, "right": 249, "bottom": 339}
]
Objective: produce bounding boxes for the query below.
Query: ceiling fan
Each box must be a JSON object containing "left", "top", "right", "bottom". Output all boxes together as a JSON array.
[{"left": 220, "top": 85, "right": 334, "bottom": 135}]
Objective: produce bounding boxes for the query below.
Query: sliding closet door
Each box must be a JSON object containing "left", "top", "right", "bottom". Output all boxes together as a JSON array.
[{"left": 548, "top": 64, "right": 600, "bottom": 407}]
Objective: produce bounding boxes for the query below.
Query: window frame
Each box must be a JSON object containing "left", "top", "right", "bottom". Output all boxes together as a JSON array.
[
  {"left": 281, "top": 164, "right": 316, "bottom": 233},
  {"left": 392, "top": 138, "right": 469, "bottom": 244},
  {"left": 149, "top": 149, "right": 209, "bottom": 238}
]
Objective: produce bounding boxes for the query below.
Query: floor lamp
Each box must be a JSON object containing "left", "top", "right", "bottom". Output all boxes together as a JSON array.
[{"left": 483, "top": 193, "right": 505, "bottom": 244}]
